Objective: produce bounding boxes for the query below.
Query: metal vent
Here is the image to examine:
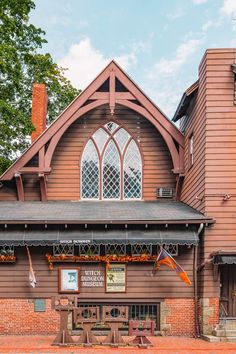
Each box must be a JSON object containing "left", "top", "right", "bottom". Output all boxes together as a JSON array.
[{"left": 157, "top": 187, "right": 173, "bottom": 198}]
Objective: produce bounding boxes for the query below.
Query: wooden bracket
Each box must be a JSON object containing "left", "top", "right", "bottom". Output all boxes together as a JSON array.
[
  {"left": 109, "top": 69, "right": 115, "bottom": 115},
  {"left": 175, "top": 174, "right": 185, "bottom": 201},
  {"left": 39, "top": 146, "right": 45, "bottom": 169},
  {"left": 213, "top": 264, "right": 219, "bottom": 282},
  {"left": 39, "top": 173, "right": 47, "bottom": 201},
  {"left": 15, "top": 173, "right": 24, "bottom": 201}
]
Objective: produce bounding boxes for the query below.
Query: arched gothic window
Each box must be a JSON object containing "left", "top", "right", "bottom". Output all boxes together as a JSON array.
[{"left": 81, "top": 121, "right": 142, "bottom": 200}]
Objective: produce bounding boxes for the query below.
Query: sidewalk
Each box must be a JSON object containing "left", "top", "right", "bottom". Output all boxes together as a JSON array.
[{"left": 0, "top": 336, "right": 236, "bottom": 354}]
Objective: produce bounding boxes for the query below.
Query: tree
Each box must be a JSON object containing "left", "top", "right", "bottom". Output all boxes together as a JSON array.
[{"left": 0, "top": 0, "right": 80, "bottom": 175}]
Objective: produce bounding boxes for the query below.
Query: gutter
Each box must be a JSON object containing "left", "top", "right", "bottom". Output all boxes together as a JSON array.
[{"left": 194, "top": 222, "right": 204, "bottom": 337}]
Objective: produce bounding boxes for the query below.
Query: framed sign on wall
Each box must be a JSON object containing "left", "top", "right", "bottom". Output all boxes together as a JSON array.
[
  {"left": 58, "top": 267, "right": 80, "bottom": 293},
  {"left": 106, "top": 263, "right": 126, "bottom": 293}
]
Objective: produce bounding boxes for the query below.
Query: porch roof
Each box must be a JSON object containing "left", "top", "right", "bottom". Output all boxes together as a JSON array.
[{"left": 0, "top": 201, "right": 213, "bottom": 225}]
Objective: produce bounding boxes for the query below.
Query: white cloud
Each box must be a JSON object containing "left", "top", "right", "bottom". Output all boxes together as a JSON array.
[
  {"left": 167, "top": 11, "right": 185, "bottom": 20},
  {"left": 58, "top": 38, "right": 137, "bottom": 89},
  {"left": 221, "top": 0, "right": 236, "bottom": 16},
  {"left": 202, "top": 20, "right": 221, "bottom": 32},
  {"left": 149, "top": 37, "right": 205, "bottom": 78},
  {"left": 192, "top": 0, "right": 208, "bottom": 4},
  {"left": 144, "top": 34, "right": 205, "bottom": 117}
]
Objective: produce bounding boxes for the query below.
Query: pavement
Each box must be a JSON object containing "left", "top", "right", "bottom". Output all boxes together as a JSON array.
[{"left": 0, "top": 336, "right": 236, "bottom": 354}]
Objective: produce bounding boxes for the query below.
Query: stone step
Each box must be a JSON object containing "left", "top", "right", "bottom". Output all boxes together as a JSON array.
[
  {"left": 201, "top": 335, "right": 220, "bottom": 343},
  {"left": 213, "top": 329, "right": 236, "bottom": 337},
  {"left": 202, "top": 334, "right": 236, "bottom": 343},
  {"left": 222, "top": 336, "right": 236, "bottom": 343},
  {"left": 219, "top": 319, "right": 236, "bottom": 327}
]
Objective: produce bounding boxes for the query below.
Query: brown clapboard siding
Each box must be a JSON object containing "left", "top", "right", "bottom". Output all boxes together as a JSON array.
[
  {"left": 181, "top": 49, "right": 236, "bottom": 298},
  {"left": 0, "top": 247, "right": 194, "bottom": 298},
  {"left": 180, "top": 74, "right": 206, "bottom": 214},
  {"left": 46, "top": 105, "right": 175, "bottom": 201},
  {"left": 204, "top": 49, "right": 236, "bottom": 272}
]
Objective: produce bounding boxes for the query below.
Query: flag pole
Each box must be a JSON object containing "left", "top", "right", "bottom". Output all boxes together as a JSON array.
[{"left": 26, "top": 246, "right": 37, "bottom": 288}]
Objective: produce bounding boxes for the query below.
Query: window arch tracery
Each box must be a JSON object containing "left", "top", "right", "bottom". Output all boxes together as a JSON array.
[{"left": 81, "top": 122, "right": 142, "bottom": 200}]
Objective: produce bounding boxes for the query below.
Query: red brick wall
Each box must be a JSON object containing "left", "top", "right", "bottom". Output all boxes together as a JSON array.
[
  {"left": 161, "top": 298, "right": 195, "bottom": 336},
  {"left": 31, "top": 83, "right": 47, "bottom": 143},
  {"left": 199, "top": 297, "right": 219, "bottom": 334},
  {"left": 0, "top": 299, "right": 59, "bottom": 334}
]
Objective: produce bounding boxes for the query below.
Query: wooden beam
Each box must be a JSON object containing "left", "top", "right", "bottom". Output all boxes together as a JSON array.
[
  {"left": 44, "top": 100, "right": 108, "bottom": 168},
  {"left": 116, "top": 99, "right": 183, "bottom": 174},
  {"left": 175, "top": 174, "right": 185, "bottom": 201},
  {"left": 39, "top": 173, "right": 47, "bottom": 201},
  {"left": 90, "top": 92, "right": 135, "bottom": 100},
  {"left": 18, "top": 167, "right": 51, "bottom": 174},
  {"left": 39, "top": 146, "right": 45, "bottom": 168},
  {"left": 14, "top": 173, "right": 24, "bottom": 201},
  {"left": 109, "top": 69, "right": 115, "bottom": 115}
]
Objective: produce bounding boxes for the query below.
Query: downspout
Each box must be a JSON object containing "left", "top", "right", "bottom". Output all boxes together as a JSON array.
[{"left": 194, "top": 222, "right": 204, "bottom": 337}]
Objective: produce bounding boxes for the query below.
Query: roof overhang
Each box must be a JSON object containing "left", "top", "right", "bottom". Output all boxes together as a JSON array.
[
  {"left": 0, "top": 201, "right": 214, "bottom": 225},
  {"left": 172, "top": 81, "right": 199, "bottom": 122}
]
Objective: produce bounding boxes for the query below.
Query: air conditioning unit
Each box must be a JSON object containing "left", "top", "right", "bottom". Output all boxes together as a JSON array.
[{"left": 157, "top": 187, "right": 173, "bottom": 198}]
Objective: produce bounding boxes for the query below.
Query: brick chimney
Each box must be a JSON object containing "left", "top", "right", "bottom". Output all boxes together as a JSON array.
[{"left": 31, "top": 83, "right": 47, "bottom": 143}]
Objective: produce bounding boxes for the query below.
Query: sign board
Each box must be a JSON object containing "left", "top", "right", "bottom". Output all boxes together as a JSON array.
[
  {"left": 34, "top": 299, "right": 46, "bottom": 312},
  {"left": 81, "top": 270, "right": 104, "bottom": 287},
  {"left": 106, "top": 264, "right": 126, "bottom": 293},
  {"left": 58, "top": 267, "right": 80, "bottom": 293}
]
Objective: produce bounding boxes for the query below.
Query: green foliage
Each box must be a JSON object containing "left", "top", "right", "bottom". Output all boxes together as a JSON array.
[{"left": 0, "top": 0, "right": 80, "bottom": 175}]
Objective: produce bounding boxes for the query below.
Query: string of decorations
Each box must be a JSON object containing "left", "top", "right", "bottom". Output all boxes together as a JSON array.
[
  {"left": 0, "top": 254, "right": 16, "bottom": 262},
  {"left": 45, "top": 253, "right": 157, "bottom": 270}
]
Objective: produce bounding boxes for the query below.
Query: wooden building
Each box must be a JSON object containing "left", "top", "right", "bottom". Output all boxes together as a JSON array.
[
  {"left": 0, "top": 49, "right": 235, "bottom": 338},
  {"left": 173, "top": 48, "right": 236, "bottom": 339}
]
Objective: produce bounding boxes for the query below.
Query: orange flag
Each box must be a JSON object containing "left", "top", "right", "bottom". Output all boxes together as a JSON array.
[{"left": 155, "top": 247, "right": 191, "bottom": 285}]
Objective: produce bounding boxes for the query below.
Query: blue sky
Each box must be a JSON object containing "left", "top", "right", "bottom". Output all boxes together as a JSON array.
[{"left": 31, "top": 0, "right": 236, "bottom": 118}]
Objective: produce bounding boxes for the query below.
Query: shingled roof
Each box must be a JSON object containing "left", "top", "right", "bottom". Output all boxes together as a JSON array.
[{"left": 0, "top": 201, "right": 213, "bottom": 224}]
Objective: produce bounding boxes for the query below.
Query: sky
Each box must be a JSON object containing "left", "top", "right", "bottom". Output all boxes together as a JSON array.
[{"left": 31, "top": 0, "right": 236, "bottom": 118}]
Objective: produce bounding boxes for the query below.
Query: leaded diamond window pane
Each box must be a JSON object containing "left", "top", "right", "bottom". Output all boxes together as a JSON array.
[
  {"left": 0, "top": 245, "right": 14, "bottom": 256},
  {"left": 81, "top": 140, "right": 99, "bottom": 199},
  {"left": 124, "top": 140, "right": 142, "bottom": 199},
  {"left": 105, "top": 244, "right": 126, "bottom": 256},
  {"left": 131, "top": 244, "right": 152, "bottom": 256},
  {"left": 163, "top": 244, "right": 178, "bottom": 256},
  {"left": 79, "top": 244, "right": 100, "bottom": 256},
  {"left": 103, "top": 140, "right": 120, "bottom": 199},
  {"left": 53, "top": 244, "right": 74, "bottom": 256},
  {"left": 114, "top": 128, "right": 130, "bottom": 153},
  {"left": 104, "top": 121, "right": 119, "bottom": 133},
  {"left": 92, "top": 128, "right": 109, "bottom": 153}
]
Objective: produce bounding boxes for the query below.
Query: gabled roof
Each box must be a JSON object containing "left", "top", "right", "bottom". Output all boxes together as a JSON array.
[{"left": 1, "top": 61, "right": 185, "bottom": 201}]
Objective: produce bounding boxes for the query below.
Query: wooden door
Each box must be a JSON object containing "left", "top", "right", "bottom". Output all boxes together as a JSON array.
[{"left": 220, "top": 264, "right": 236, "bottom": 317}]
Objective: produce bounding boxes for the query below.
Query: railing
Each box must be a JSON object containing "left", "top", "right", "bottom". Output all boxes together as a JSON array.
[{"left": 219, "top": 302, "right": 228, "bottom": 318}]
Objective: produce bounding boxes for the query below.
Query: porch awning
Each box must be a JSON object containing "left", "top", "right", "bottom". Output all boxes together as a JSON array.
[
  {"left": 0, "top": 228, "right": 199, "bottom": 246},
  {"left": 213, "top": 254, "right": 236, "bottom": 265}
]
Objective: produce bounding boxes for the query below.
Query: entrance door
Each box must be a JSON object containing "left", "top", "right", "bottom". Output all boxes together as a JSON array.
[{"left": 220, "top": 264, "right": 236, "bottom": 317}]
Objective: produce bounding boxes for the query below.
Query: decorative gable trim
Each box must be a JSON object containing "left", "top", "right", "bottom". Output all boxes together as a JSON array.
[{"left": 1, "top": 61, "right": 184, "bottom": 200}]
